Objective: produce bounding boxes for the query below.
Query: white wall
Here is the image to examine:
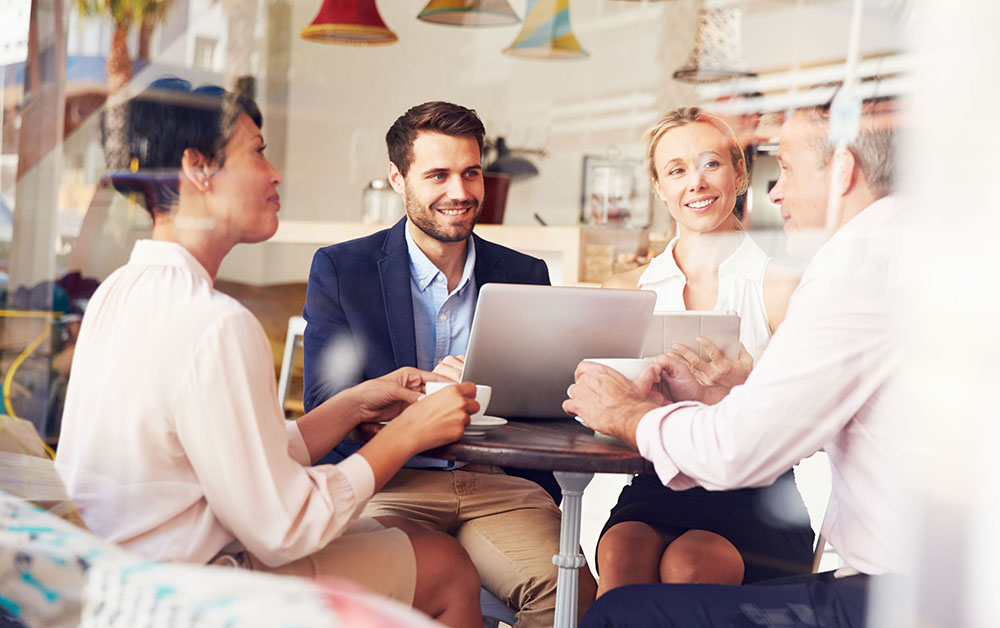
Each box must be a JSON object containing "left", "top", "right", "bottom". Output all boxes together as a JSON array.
[
  {"left": 277, "top": 0, "right": 699, "bottom": 229},
  {"left": 271, "top": 0, "right": 907, "bottom": 235},
  {"left": 53, "top": 0, "right": 910, "bottom": 284},
  {"left": 742, "top": 1, "right": 905, "bottom": 72}
]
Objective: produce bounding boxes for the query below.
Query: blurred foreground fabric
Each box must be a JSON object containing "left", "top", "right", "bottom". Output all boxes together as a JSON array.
[{"left": 0, "top": 414, "right": 443, "bottom": 628}]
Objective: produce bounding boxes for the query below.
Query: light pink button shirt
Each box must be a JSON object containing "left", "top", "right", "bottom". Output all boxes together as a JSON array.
[
  {"left": 635, "top": 197, "right": 904, "bottom": 576},
  {"left": 56, "top": 240, "right": 375, "bottom": 567}
]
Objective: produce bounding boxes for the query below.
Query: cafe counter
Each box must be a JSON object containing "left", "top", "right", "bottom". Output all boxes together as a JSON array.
[{"left": 217, "top": 221, "right": 663, "bottom": 287}]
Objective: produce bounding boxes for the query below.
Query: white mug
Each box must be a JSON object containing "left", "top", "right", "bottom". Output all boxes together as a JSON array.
[{"left": 425, "top": 382, "right": 492, "bottom": 421}]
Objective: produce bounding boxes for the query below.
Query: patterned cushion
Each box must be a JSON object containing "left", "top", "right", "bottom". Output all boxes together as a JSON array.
[
  {"left": 0, "top": 493, "right": 442, "bottom": 628},
  {"left": 0, "top": 493, "right": 130, "bottom": 627},
  {"left": 81, "top": 562, "right": 443, "bottom": 628}
]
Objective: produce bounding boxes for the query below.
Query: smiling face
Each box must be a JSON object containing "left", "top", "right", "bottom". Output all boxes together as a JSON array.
[
  {"left": 208, "top": 112, "right": 282, "bottom": 244},
  {"left": 391, "top": 131, "right": 484, "bottom": 244},
  {"left": 651, "top": 121, "right": 744, "bottom": 236},
  {"left": 769, "top": 110, "right": 833, "bottom": 234}
]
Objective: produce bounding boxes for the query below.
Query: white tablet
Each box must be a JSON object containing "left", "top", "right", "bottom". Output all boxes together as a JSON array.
[{"left": 642, "top": 311, "right": 741, "bottom": 361}]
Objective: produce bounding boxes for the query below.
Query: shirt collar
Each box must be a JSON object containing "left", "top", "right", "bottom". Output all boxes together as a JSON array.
[
  {"left": 834, "top": 195, "right": 899, "bottom": 240},
  {"left": 404, "top": 220, "right": 476, "bottom": 293},
  {"left": 129, "top": 239, "right": 213, "bottom": 283},
  {"left": 638, "top": 232, "right": 752, "bottom": 286},
  {"left": 637, "top": 235, "right": 683, "bottom": 286},
  {"left": 809, "top": 195, "right": 901, "bottom": 262}
]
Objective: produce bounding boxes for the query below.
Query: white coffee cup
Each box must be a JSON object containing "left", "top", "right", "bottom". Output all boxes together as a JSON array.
[
  {"left": 425, "top": 382, "right": 492, "bottom": 421},
  {"left": 582, "top": 358, "right": 656, "bottom": 381}
]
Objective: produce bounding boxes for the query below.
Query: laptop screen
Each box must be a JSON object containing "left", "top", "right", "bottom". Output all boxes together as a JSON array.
[{"left": 461, "top": 284, "right": 655, "bottom": 419}]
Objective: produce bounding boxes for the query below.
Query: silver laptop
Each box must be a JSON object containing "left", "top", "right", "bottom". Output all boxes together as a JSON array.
[{"left": 461, "top": 284, "right": 656, "bottom": 419}]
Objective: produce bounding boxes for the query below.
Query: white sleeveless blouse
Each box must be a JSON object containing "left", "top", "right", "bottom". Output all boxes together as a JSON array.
[{"left": 637, "top": 234, "right": 773, "bottom": 361}]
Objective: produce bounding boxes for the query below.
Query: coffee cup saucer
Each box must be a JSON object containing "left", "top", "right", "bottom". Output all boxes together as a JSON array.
[
  {"left": 464, "top": 415, "right": 507, "bottom": 437},
  {"left": 471, "top": 415, "right": 507, "bottom": 428}
]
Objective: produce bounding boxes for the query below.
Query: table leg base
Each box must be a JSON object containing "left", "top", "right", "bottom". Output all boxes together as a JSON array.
[{"left": 552, "top": 470, "right": 594, "bottom": 628}]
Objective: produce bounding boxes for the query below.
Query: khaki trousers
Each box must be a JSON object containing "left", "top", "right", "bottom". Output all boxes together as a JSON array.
[
  {"left": 363, "top": 466, "right": 597, "bottom": 628},
  {"left": 245, "top": 517, "right": 417, "bottom": 604}
]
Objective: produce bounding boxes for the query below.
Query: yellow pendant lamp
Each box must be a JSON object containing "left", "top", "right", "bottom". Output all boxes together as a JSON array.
[
  {"left": 418, "top": 0, "right": 521, "bottom": 26},
  {"left": 503, "top": 0, "right": 588, "bottom": 59},
  {"left": 301, "top": 0, "right": 398, "bottom": 45}
]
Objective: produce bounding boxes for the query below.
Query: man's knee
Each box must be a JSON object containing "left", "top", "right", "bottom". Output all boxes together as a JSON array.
[
  {"left": 504, "top": 547, "right": 560, "bottom": 607},
  {"left": 660, "top": 529, "right": 744, "bottom": 585}
]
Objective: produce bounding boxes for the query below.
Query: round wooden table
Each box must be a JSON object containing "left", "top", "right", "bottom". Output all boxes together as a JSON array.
[
  {"left": 356, "top": 418, "right": 654, "bottom": 628},
  {"left": 358, "top": 417, "right": 653, "bottom": 474}
]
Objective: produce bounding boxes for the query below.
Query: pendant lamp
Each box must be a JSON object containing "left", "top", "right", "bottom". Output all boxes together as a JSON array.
[
  {"left": 301, "top": 0, "right": 398, "bottom": 45},
  {"left": 672, "top": 7, "right": 754, "bottom": 83},
  {"left": 418, "top": 0, "right": 520, "bottom": 26},
  {"left": 504, "top": 0, "right": 588, "bottom": 60},
  {"left": 485, "top": 138, "right": 539, "bottom": 181}
]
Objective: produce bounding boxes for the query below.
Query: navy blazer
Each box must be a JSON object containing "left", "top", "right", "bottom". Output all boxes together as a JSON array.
[{"left": 302, "top": 218, "right": 551, "bottom": 413}]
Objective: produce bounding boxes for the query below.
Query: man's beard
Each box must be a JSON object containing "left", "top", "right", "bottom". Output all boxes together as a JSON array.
[{"left": 405, "top": 189, "right": 482, "bottom": 243}]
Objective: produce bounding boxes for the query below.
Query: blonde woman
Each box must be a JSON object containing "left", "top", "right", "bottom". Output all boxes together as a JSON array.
[{"left": 596, "top": 107, "right": 814, "bottom": 597}]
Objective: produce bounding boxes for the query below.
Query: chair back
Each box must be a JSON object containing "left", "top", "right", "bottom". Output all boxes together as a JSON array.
[{"left": 277, "top": 316, "right": 307, "bottom": 416}]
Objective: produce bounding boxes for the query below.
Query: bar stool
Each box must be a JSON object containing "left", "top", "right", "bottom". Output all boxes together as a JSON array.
[{"left": 481, "top": 588, "right": 516, "bottom": 628}]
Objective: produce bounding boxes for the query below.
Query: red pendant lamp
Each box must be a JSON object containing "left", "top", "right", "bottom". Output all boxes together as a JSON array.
[{"left": 301, "top": 0, "right": 398, "bottom": 45}]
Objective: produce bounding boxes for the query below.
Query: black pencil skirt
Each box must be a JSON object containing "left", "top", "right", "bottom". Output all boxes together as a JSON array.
[{"left": 598, "top": 469, "right": 816, "bottom": 583}]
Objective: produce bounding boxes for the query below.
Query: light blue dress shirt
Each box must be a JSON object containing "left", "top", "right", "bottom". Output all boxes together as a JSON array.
[
  {"left": 405, "top": 224, "right": 477, "bottom": 372},
  {"left": 404, "top": 224, "right": 477, "bottom": 469}
]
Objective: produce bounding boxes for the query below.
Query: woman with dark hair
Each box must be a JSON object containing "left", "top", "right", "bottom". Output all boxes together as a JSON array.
[
  {"left": 55, "top": 78, "right": 483, "bottom": 628},
  {"left": 595, "top": 107, "right": 815, "bottom": 597}
]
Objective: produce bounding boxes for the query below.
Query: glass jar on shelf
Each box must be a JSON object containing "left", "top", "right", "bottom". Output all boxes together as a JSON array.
[
  {"left": 580, "top": 149, "right": 650, "bottom": 229},
  {"left": 361, "top": 179, "right": 404, "bottom": 224}
]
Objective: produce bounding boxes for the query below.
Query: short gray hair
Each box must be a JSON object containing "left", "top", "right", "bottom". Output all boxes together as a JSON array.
[{"left": 800, "top": 99, "right": 897, "bottom": 198}]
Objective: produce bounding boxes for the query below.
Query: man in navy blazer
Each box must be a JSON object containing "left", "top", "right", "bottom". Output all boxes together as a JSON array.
[
  {"left": 302, "top": 217, "right": 549, "bottom": 417},
  {"left": 302, "top": 101, "right": 595, "bottom": 628}
]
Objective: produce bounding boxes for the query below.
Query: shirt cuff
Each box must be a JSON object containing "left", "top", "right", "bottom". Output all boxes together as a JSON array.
[
  {"left": 285, "top": 420, "right": 312, "bottom": 466},
  {"left": 834, "top": 565, "right": 861, "bottom": 578},
  {"left": 635, "top": 401, "right": 704, "bottom": 489},
  {"left": 336, "top": 453, "right": 376, "bottom": 504}
]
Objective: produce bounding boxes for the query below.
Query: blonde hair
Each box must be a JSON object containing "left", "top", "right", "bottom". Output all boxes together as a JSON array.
[{"left": 644, "top": 107, "right": 749, "bottom": 196}]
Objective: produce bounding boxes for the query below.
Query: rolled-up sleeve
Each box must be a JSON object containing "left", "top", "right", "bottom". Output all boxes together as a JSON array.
[
  {"left": 285, "top": 420, "right": 374, "bottom": 499},
  {"left": 174, "top": 310, "right": 376, "bottom": 567},
  {"left": 635, "top": 402, "right": 701, "bottom": 490}
]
